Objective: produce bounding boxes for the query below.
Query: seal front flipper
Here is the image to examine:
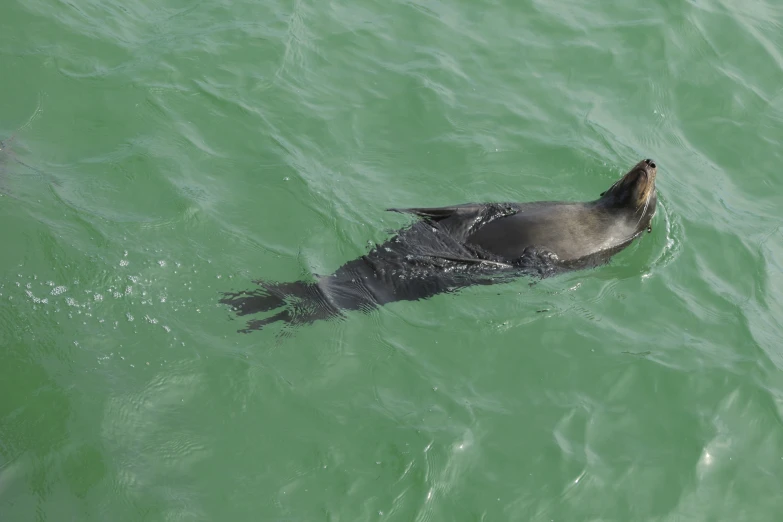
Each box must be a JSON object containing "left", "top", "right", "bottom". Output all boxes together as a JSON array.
[
  {"left": 387, "top": 203, "right": 520, "bottom": 240},
  {"left": 512, "top": 246, "right": 563, "bottom": 279},
  {"left": 386, "top": 203, "right": 489, "bottom": 220},
  {"left": 387, "top": 203, "right": 520, "bottom": 221}
]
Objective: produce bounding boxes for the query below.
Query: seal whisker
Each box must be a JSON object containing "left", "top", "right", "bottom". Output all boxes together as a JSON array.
[{"left": 634, "top": 189, "right": 653, "bottom": 229}]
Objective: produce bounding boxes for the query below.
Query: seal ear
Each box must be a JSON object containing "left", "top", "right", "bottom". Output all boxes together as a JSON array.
[{"left": 599, "top": 176, "right": 624, "bottom": 199}]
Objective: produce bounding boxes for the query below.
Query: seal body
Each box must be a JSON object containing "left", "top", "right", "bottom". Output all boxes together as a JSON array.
[{"left": 221, "top": 159, "right": 658, "bottom": 333}]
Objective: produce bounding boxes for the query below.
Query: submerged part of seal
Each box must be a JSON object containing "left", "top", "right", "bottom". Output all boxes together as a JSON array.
[{"left": 220, "top": 158, "right": 658, "bottom": 333}]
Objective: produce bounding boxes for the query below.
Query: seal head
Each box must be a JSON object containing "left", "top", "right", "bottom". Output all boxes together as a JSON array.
[{"left": 598, "top": 158, "right": 658, "bottom": 227}]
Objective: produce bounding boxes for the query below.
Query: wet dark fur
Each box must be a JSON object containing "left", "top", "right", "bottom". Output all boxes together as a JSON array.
[{"left": 220, "top": 159, "right": 658, "bottom": 333}]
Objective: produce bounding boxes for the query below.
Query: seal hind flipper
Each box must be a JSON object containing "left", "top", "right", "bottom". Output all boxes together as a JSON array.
[{"left": 220, "top": 279, "right": 348, "bottom": 333}]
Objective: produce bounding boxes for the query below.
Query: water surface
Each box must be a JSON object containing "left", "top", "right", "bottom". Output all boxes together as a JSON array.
[{"left": 2, "top": 0, "right": 783, "bottom": 520}]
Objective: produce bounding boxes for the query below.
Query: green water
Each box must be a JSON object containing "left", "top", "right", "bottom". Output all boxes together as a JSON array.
[{"left": 2, "top": 0, "right": 783, "bottom": 519}]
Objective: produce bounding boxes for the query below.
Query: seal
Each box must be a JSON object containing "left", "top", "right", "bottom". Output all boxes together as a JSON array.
[{"left": 220, "top": 158, "right": 657, "bottom": 333}]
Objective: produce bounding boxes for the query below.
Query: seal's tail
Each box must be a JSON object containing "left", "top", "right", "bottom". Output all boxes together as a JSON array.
[{"left": 219, "top": 280, "right": 344, "bottom": 333}]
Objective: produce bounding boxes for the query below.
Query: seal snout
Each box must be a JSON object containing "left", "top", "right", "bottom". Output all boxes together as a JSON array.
[{"left": 644, "top": 158, "right": 656, "bottom": 169}]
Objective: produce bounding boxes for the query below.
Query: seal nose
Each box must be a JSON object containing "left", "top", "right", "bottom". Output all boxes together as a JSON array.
[{"left": 644, "top": 158, "right": 656, "bottom": 169}]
